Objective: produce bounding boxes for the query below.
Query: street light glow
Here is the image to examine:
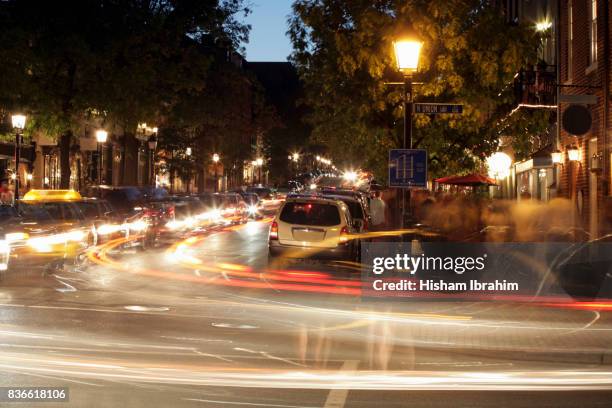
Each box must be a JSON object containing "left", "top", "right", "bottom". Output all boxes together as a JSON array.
[
  {"left": 95, "top": 129, "right": 108, "bottom": 143},
  {"left": 567, "top": 145, "right": 580, "bottom": 162},
  {"left": 11, "top": 114, "right": 26, "bottom": 130},
  {"left": 186, "top": 147, "right": 192, "bottom": 156},
  {"left": 292, "top": 152, "right": 299, "bottom": 162},
  {"left": 551, "top": 150, "right": 563, "bottom": 164},
  {"left": 535, "top": 21, "right": 552, "bottom": 32},
  {"left": 256, "top": 158, "right": 263, "bottom": 166},
  {"left": 486, "top": 152, "right": 512, "bottom": 179},
  {"left": 213, "top": 153, "right": 220, "bottom": 163},
  {"left": 343, "top": 170, "right": 358, "bottom": 182},
  {"left": 393, "top": 39, "right": 422, "bottom": 73}
]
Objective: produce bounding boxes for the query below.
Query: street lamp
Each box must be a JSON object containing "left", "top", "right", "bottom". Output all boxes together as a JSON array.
[
  {"left": 393, "top": 39, "right": 423, "bottom": 73},
  {"left": 186, "top": 147, "right": 192, "bottom": 156},
  {"left": 212, "top": 153, "right": 220, "bottom": 192},
  {"left": 551, "top": 150, "right": 563, "bottom": 164},
  {"left": 535, "top": 20, "right": 552, "bottom": 32},
  {"left": 291, "top": 152, "right": 300, "bottom": 178},
  {"left": 486, "top": 152, "right": 512, "bottom": 179},
  {"left": 148, "top": 134, "right": 158, "bottom": 186},
  {"left": 343, "top": 170, "right": 358, "bottom": 183},
  {"left": 256, "top": 158, "right": 264, "bottom": 185},
  {"left": 11, "top": 114, "right": 26, "bottom": 201},
  {"left": 393, "top": 37, "right": 422, "bottom": 228},
  {"left": 567, "top": 145, "right": 580, "bottom": 162},
  {"left": 95, "top": 129, "right": 108, "bottom": 185}
]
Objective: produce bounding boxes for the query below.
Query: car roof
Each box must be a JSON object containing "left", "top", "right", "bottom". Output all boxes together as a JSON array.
[
  {"left": 319, "top": 194, "right": 362, "bottom": 204},
  {"left": 284, "top": 196, "right": 345, "bottom": 206}
]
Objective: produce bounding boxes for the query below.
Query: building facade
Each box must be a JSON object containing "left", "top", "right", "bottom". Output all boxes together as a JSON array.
[{"left": 558, "top": 0, "right": 611, "bottom": 237}]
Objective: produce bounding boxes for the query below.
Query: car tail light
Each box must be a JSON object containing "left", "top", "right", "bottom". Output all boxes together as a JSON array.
[
  {"left": 339, "top": 226, "right": 349, "bottom": 244},
  {"left": 269, "top": 221, "right": 278, "bottom": 240}
]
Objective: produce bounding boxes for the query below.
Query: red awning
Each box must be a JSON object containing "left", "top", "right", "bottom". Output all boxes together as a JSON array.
[{"left": 434, "top": 174, "right": 497, "bottom": 186}]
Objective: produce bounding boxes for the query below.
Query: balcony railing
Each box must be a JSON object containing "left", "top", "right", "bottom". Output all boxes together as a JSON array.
[{"left": 513, "top": 65, "right": 556, "bottom": 106}]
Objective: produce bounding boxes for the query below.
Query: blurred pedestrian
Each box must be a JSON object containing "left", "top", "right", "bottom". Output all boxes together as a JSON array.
[
  {"left": 370, "top": 190, "right": 386, "bottom": 230},
  {"left": 0, "top": 179, "right": 14, "bottom": 204}
]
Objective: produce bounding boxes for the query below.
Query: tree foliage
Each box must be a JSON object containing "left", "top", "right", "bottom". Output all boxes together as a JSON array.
[
  {"left": 289, "top": 0, "right": 548, "bottom": 179},
  {"left": 0, "top": 0, "right": 257, "bottom": 187}
]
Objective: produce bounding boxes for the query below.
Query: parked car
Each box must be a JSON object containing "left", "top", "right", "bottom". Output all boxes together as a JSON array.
[
  {"left": 0, "top": 205, "right": 52, "bottom": 272},
  {"left": 241, "top": 193, "right": 262, "bottom": 219},
  {"left": 268, "top": 197, "right": 359, "bottom": 261},
  {"left": 84, "top": 185, "right": 168, "bottom": 217},
  {"left": 73, "top": 198, "right": 123, "bottom": 244},
  {"left": 209, "top": 193, "right": 248, "bottom": 223},
  {"left": 15, "top": 190, "right": 95, "bottom": 270},
  {"left": 247, "top": 187, "right": 282, "bottom": 213}
]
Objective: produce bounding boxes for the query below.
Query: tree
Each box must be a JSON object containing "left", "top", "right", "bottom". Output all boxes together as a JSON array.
[
  {"left": 0, "top": 0, "right": 252, "bottom": 187},
  {"left": 161, "top": 55, "right": 277, "bottom": 191},
  {"left": 289, "top": 0, "right": 547, "bottom": 179}
]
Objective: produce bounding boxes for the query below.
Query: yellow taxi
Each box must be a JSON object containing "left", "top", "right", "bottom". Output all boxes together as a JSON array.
[{"left": 8, "top": 190, "right": 95, "bottom": 271}]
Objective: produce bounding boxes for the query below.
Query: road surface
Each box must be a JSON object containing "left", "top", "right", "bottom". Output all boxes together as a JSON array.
[{"left": 0, "top": 219, "right": 611, "bottom": 407}]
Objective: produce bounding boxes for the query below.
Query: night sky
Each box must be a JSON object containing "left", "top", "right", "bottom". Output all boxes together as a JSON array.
[{"left": 243, "top": 0, "right": 293, "bottom": 62}]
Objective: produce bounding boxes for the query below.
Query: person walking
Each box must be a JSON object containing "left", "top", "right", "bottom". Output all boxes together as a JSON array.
[
  {"left": 0, "top": 179, "right": 14, "bottom": 205},
  {"left": 370, "top": 190, "right": 386, "bottom": 230}
]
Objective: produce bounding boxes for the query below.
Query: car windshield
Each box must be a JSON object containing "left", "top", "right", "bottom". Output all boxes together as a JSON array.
[
  {"left": 16, "top": 203, "right": 54, "bottom": 222},
  {"left": 75, "top": 201, "right": 100, "bottom": 219},
  {"left": 280, "top": 202, "right": 341, "bottom": 226}
]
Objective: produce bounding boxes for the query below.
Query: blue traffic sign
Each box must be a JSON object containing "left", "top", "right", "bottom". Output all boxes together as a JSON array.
[{"left": 389, "top": 149, "right": 427, "bottom": 188}]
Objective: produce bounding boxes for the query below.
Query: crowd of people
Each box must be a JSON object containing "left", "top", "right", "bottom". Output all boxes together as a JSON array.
[{"left": 370, "top": 188, "right": 583, "bottom": 242}]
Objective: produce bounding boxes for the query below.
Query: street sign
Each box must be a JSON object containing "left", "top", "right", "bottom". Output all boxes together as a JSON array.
[
  {"left": 414, "top": 103, "right": 463, "bottom": 114},
  {"left": 389, "top": 149, "right": 427, "bottom": 188}
]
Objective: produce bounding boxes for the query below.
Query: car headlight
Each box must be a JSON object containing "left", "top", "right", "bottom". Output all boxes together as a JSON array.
[
  {"left": 0, "top": 239, "right": 9, "bottom": 254},
  {"left": 247, "top": 205, "right": 258, "bottom": 215},
  {"left": 5, "top": 232, "right": 29, "bottom": 243},
  {"left": 97, "top": 224, "right": 122, "bottom": 235},
  {"left": 127, "top": 220, "right": 148, "bottom": 232},
  {"left": 26, "top": 230, "right": 86, "bottom": 253},
  {"left": 165, "top": 220, "right": 182, "bottom": 230}
]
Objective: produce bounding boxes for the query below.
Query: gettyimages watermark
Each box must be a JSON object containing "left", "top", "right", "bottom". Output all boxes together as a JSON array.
[{"left": 360, "top": 242, "right": 612, "bottom": 300}]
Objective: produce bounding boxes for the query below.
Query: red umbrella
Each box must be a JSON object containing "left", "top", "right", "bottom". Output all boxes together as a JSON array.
[{"left": 434, "top": 173, "right": 497, "bottom": 186}]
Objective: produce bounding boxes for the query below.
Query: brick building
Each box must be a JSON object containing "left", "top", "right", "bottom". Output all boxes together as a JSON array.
[{"left": 558, "top": 0, "right": 611, "bottom": 237}]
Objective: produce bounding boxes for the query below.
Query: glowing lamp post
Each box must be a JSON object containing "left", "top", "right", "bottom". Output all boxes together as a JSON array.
[
  {"left": 148, "top": 134, "right": 158, "bottom": 186},
  {"left": 11, "top": 114, "right": 26, "bottom": 200},
  {"left": 393, "top": 40, "right": 422, "bottom": 73},
  {"left": 95, "top": 130, "right": 108, "bottom": 185},
  {"left": 291, "top": 153, "right": 300, "bottom": 178},
  {"left": 256, "top": 158, "right": 264, "bottom": 185},
  {"left": 393, "top": 37, "right": 422, "bottom": 228},
  {"left": 212, "top": 153, "right": 220, "bottom": 192},
  {"left": 486, "top": 152, "right": 512, "bottom": 179}
]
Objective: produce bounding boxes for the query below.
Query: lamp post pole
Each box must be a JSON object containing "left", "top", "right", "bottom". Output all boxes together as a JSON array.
[
  {"left": 256, "top": 158, "right": 263, "bottom": 185},
  {"left": 402, "top": 75, "right": 413, "bottom": 229},
  {"left": 14, "top": 130, "right": 21, "bottom": 200},
  {"left": 95, "top": 130, "right": 108, "bottom": 186},
  {"left": 213, "top": 153, "right": 220, "bottom": 192},
  {"left": 148, "top": 135, "right": 158, "bottom": 187},
  {"left": 393, "top": 38, "right": 421, "bottom": 230},
  {"left": 11, "top": 115, "right": 26, "bottom": 201}
]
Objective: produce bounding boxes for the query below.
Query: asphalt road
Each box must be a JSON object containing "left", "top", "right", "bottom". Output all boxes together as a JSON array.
[{"left": 0, "top": 219, "right": 612, "bottom": 407}]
